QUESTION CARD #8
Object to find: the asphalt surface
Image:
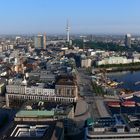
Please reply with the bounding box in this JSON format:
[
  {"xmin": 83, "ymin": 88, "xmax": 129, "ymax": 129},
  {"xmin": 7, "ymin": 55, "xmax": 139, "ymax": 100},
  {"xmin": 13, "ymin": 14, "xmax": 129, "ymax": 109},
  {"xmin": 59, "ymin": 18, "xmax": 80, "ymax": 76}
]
[
  {"xmin": 77, "ymin": 68, "xmax": 100, "ymax": 119},
  {"xmin": 95, "ymin": 97, "xmax": 110, "ymax": 117},
  {"xmin": 75, "ymin": 99, "xmax": 89, "ymax": 117}
]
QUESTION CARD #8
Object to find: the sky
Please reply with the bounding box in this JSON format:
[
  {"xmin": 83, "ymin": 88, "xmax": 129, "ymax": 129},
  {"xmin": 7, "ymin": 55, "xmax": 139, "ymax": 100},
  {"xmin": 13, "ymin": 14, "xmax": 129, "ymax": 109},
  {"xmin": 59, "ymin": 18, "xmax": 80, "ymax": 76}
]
[{"xmin": 0, "ymin": 0, "xmax": 140, "ymax": 35}]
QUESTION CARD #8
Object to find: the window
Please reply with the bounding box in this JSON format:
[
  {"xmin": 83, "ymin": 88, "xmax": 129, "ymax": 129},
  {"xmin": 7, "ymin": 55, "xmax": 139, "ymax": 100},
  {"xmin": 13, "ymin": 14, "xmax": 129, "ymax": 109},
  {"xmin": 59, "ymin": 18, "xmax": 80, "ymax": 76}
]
[
  {"xmin": 67, "ymin": 89, "xmax": 70, "ymax": 96},
  {"xmin": 59, "ymin": 89, "xmax": 61, "ymax": 95},
  {"xmin": 72, "ymin": 89, "xmax": 74, "ymax": 96}
]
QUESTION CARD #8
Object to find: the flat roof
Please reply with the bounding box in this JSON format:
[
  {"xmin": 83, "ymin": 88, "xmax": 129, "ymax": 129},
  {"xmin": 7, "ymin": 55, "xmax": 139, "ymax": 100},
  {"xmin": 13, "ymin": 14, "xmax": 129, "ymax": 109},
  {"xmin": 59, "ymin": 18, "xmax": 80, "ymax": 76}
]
[
  {"xmin": 87, "ymin": 118, "xmax": 94, "ymax": 126},
  {"xmin": 51, "ymin": 121, "xmax": 64, "ymax": 140},
  {"xmin": 16, "ymin": 110, "xmax": 54, "ymax": 118},
  {"xmin": 56, "ymin": 75, "xmax": 77, "ymax": 86}
]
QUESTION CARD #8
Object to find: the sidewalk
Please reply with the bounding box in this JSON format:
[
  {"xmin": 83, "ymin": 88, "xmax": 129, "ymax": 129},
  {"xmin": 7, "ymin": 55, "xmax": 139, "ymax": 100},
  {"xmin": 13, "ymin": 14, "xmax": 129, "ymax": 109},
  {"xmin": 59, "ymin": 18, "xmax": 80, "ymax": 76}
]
[
  {"xmin": 75, "ymin": 99, "xmax": 88, "ymax": 117},
  {"xmin": 96, "ymin": 98, "xmax": 110, "ymax": 117}
]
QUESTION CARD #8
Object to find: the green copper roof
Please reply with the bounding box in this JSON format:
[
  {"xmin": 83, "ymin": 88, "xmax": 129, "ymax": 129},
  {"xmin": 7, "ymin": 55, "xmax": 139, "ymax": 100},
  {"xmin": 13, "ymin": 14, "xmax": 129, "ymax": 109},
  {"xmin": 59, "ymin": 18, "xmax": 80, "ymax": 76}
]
[
  {"xmin": 16, "ymin": 110, "xmax": 54, "ymax": 118},
  {"xmin": 86, "ymin": 118, "xmax": 94, "ymax": 126}
]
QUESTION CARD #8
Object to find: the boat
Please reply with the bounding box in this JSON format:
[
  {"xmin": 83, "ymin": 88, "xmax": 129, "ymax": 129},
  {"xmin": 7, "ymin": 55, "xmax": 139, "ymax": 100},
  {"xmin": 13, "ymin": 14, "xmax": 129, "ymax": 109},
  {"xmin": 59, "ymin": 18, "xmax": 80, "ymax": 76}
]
[
  {"xmin": 134, "ymin": 81, "xmax": 140, "ymax": 85},
  {"xmin": 106, "ymin": 68, "xmax": 112, "ymax": 71},
  {"xmin": 121, "ymin": 101, "xmax": 135, "ymax": 107},
  {"xmin": 136, "ymin": 103, "xmax": 140, "ymax": 106},
  {"xmin": 118, "ymin": 81, "xmax": 124, "ymax": 85},
  {"xmin": 134, "ymin": 93, "xmax": 140, "ymax": 98},
  {"xmin": 120, "ymin": 89, "xmax": 134, "ymax": 94},
  {"xmin": 122, "ymin": 95, "xmax": 134, "ymax": 100},
  {"xmin": 107, "ymin": 101, "xmax": 120, "ymax": 107}
]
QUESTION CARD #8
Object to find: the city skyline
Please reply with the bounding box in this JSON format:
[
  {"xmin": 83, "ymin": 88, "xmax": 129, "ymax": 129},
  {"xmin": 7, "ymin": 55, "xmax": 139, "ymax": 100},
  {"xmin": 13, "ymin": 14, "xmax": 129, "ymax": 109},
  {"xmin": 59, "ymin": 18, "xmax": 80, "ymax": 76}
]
[
  {"xmin": 0, "ymin": 0, "xmax": 140, "ymax": 35},
  {"xmin": 1, "ymin": 1, "xmax": 140, "ymax": 139}
]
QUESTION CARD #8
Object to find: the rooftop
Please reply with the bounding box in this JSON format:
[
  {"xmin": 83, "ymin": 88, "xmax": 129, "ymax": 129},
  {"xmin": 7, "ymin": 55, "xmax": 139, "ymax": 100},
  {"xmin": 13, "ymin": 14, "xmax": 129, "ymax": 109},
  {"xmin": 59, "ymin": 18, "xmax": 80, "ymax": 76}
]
[
  {"xmin": 56, "ymin": 75, "xmax": 77, "ymax": 86},
  {"xmin": 2, "ymin": 121, "xmax": 64, "ymax": 140},
  {"xmin": 16, "ymin": 110, "xmax": 54, "ymax": 118}
]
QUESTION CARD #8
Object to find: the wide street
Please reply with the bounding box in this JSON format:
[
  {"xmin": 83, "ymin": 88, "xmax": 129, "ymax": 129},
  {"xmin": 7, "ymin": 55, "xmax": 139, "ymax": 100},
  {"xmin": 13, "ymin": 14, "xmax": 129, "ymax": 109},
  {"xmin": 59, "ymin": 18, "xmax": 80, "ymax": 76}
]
[{"xmin": 77, "ymin": 68, "xmax": 100, "ymax": 119}]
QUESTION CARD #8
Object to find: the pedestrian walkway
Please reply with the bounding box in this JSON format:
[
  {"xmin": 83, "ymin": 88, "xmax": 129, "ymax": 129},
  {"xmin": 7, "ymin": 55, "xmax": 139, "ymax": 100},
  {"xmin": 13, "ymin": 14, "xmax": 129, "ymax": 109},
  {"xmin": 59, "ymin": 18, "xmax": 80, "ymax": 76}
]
[
  {"xmin": 75, "ymin": 99, "xmax": 88, "ymax": 116},
  {"xmin": 96, "ymin": 99, "xmax": 110, "ymax": 117}
]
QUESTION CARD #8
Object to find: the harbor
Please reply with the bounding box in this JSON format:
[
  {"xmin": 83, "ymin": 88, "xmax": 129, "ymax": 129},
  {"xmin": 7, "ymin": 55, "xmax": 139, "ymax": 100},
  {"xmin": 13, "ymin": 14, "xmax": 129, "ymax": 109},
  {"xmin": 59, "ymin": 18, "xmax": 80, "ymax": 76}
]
[
  {"xmin": 107, "ymin": 70, "xmax": 140, "ymax": 91},
  {"xmin": 91, "ymin": 70, "xmax": 140, "ymax": 117},
  {"xmin": 107, "ymin": 71, "xmax": 140, "ymax": 116},
  {"xmin": 92, "ymin": 70, "xmax": 140, "ymax": 96}
]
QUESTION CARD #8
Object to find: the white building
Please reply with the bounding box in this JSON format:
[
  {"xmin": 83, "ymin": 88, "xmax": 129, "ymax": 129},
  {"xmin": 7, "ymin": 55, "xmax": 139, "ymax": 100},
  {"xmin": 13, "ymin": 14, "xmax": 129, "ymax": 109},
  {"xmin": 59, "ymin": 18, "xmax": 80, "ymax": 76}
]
[
  {"xmin": 6, "ymin": 85, "xmax": 26, "ymax": 94},
  {"xmin": 81, "ymin": 58, "xmax": 92, "ymax": 68},
  {"xmin": 96, "ymin": 56, "xmax": 134, "ymax": 66},
  {"xmin": 6, "ymin": 79, "xmax": 76, "ymax": 107},
  {"xmin": 6, "ymin": 84, "xmax": 55, "ymax": 96},
  {"xmin": 25, "ymin": 87, "xmax": 55, "ymax": 96}
]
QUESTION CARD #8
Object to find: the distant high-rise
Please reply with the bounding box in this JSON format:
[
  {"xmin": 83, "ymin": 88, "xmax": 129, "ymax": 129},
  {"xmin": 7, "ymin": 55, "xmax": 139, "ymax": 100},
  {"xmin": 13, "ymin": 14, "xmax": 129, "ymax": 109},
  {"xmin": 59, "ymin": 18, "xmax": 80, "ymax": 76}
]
[
  {"xmin": 43, "ymin": 33, "xmax": 47, "ymax": 49},
  {"xmin": 66, "ymin": 20, "xmax": 70, "ymax": 43},
  {"xmin": 34, "ymin": 34, "xmax": 44, "ymax": 49},
  {"xmin": 125, "ymin": 34, "xmax": 131, "ymax": 48}
]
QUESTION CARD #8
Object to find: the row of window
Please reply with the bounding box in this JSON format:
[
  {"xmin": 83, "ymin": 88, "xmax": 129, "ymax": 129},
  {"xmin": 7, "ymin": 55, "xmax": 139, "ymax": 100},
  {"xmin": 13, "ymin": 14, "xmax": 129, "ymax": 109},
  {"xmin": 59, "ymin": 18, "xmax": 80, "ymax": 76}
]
[
  {"xmin": 58, "ymin": 89, "xmax": 75, "ymax": 95},
  {"xmin": 7, "ymin": 94, "xmax": 76, "ymax": 102},
  {"xmin": 87, "ymin": 135, "xmax": 140, "ymax": 139}
]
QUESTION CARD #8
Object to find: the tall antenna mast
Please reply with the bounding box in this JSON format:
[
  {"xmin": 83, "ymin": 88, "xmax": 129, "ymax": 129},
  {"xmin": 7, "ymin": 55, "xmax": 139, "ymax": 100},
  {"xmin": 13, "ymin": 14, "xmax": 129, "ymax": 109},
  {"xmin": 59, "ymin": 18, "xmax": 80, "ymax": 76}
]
[{"xmin": 66, "ymin": 19, "xmax": 70, "ymax": 43}]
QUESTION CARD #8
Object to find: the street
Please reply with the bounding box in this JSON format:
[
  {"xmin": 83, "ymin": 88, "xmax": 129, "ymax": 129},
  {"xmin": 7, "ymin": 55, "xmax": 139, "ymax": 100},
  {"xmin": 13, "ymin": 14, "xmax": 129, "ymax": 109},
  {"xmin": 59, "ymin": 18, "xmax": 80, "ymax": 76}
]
[{"xmin": 77, "ymin": 68, "xmax": 100, "ymax": 119}]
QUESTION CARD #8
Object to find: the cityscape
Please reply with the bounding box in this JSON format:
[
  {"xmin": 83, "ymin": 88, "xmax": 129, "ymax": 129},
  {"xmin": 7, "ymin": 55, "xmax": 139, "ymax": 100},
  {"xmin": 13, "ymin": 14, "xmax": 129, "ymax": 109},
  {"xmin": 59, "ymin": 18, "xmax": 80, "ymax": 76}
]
[{"xmin": 1, "ymin": 0, "xmax": 140, "ymax": 140}]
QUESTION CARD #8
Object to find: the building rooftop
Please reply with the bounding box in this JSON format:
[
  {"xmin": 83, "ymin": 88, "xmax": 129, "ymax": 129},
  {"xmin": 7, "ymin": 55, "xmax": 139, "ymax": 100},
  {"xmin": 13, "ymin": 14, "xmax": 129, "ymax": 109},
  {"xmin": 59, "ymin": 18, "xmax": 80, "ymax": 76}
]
[
  {"xmin": 16, "ymin": 110, "xmax": 54, "ymax": 118},
  {"xmin": 2, "ymin": 121, "xmax": 64, "ymax": 140},
  {"xmin": 50, "ymin": 121, "xmax": 64, "ymax": 140},
  {"xmin": 56, "ymin": 75, "xmax": 77, "ymax": 86},
  {"xmin": 87, "ymin": 115, "xmax": 140, "ymax": 136}
]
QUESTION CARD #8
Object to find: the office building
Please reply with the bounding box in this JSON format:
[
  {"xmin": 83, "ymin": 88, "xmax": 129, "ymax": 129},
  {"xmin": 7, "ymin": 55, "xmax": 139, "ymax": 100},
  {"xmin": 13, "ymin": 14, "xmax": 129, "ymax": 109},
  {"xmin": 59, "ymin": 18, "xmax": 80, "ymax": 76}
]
[
  {"xmin": 81, "ymin": 58, "xmax": 92, "ymax": 68},
  {"xmin": 43, "ymin": 33, "xmax": 47, "ymax": 49},
  {"xmin": 86, "ymin": 115, "xmax": 140, "ymax": 140},
  {"xmin": 125, "ymin": 34, "xmax": 131, "ymax": 48},
  {"xmin": 34, "ymin": 34, "xmax": 44, "ymax": 49},
  {"xmin": 5, "ymin": 75, "xmax": 78, "ymax": 107},
  {"xmin": 3, "ymin": 121, "xmax": 64, "ymax": 140},
  {"xmin": 55, "ymin": 75, "xmax": 78, "ymax": 100}
]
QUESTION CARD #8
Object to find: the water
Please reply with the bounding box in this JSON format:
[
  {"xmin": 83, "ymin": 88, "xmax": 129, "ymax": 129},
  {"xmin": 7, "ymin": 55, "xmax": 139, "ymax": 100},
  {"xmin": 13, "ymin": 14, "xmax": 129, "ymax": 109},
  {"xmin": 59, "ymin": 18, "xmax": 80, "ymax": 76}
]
[
  {"xmin": 107, "ymin": 71, "xmax": 140, "ymax": 91},
  {"xmin": 107, "ymin": 71, "xmax": 140, "ymax": 115},
  {"xmin": 107, "ymin": 96, "xmax": 140, "ymax": 115},
  {"xmin": 108, "ymin": 106, "xmax": 139, "ymax": 115}
]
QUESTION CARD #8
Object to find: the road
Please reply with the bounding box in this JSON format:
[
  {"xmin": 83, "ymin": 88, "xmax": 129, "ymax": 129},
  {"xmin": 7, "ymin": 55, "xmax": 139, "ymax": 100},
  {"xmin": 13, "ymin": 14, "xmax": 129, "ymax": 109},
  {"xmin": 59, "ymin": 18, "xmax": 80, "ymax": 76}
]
[
  {"xmin": 95, "ymin": 97, "xmax": 110, "ymax": 117},
  {"xmin": 77, "ymin": 68, "xmax": 100, "ymax": 119}
]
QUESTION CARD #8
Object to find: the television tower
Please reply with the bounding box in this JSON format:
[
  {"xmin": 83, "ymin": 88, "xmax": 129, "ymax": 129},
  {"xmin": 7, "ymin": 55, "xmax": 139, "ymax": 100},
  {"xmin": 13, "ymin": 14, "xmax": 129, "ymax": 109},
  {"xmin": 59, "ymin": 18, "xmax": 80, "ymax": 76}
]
[{"xmin": 66, "ymin": 20, "xmax": 70, "ymax": 43}]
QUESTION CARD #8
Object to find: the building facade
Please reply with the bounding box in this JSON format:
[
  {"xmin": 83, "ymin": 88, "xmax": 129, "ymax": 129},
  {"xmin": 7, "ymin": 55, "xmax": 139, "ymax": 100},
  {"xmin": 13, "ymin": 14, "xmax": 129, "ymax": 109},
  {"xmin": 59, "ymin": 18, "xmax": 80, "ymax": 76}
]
[
  {"xmin": 43, "ymin": 33, "xmax": 47, "ymax": 49},
  {"xmin": 81, "ymin": 58, "xmax": 92, "ymax": 68},
  {"xmin": 34, "ymin": 34, "xmax": 44, "ymax": 49},
  {"xmin": 55, "ymin": 75, "xmax": 78, "ymax": 99},
  {"xmin": 125, "ymin": 34, "xmax": 131, "ymax": 48},
  {"xmin": 6, "ymin": 76, "xmax": 78, "ymax": 107},
  {"xmin": 96, "ymin": 56, "xmax": 135, "ymax": 66}
]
